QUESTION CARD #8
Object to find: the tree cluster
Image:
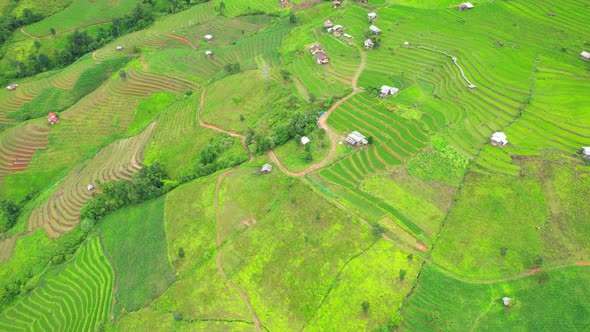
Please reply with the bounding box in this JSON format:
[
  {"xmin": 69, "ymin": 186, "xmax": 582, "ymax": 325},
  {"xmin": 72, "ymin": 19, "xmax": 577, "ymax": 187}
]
[
  {"xmin": 81, "ymin": 163, "xmax": 175, "ymax": 221},
  {"xmin": 0, "ymin": 192, "xmax": 37, "ymax": 234}
]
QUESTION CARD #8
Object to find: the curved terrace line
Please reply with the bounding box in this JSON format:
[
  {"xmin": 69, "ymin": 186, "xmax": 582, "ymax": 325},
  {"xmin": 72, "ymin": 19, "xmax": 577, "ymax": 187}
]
[{"xmin": 416, "ymin": 45, "xmax": 477, "ymax": 89}]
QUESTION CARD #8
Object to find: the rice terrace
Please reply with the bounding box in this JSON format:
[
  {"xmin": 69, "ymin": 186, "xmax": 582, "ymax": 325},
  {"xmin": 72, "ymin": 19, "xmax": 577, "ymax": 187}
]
[{"xmin": 0, "ymin": 0, "xmax": 589, "ymax": 330}]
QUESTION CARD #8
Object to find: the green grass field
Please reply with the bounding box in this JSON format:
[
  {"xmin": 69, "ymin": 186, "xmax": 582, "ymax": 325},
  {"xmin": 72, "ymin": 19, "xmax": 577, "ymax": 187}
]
[
  {"xmin": 0, "ymin": 0, "xmax": 589, "ymax": 330},
  {"xmin": 98, "ymin": 197, "xmax": 176, "ymax": 316}
]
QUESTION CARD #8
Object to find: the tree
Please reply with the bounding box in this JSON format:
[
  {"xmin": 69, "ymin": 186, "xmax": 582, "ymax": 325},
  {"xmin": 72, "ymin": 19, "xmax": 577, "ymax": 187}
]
[
  {"xmin": 0, "ymin": 200, "xmax": 20, "ymax": 233},
  {"xmin": 38, "ymin": 53, "xmax": 51, "ymax": 69},
  {"xmin": 372, "ymin": 223, "xmax": 386, "ymax": 238},
  {"xmin": 367, "ymin": 136, "xmax": 374, "ymax": 144},
  {"xmin": 50, "ymin": 27, "xmax": 56, "ymax": 35},
  {"xmin": 119, "ymin": 70, "xmax": 127, "ymax": 79},
  {"xmin": 178, "ymin": 247, "xmax": 185, "ymax": 258},
  {"xmin": 289, "ymin": 12, "xmax": 296, "ymax": 24},
  {"xmin": 361, "ymin": 301, "xmax": 370, "ymax": 313},
  {"xmin": 399, "ymin": 269, "xmax": 407, "ymax": 281},
  {"xmin": 280, "ymin": 69, "xmax": 291, "ymax": 82},
  {"xmin": 219, "ymin": 1, "xmax": 225, "ymax": 15},
  {"xmin": 224, "ymin": 62, "xmax": 240, "ymax": 74},
  {"xmin": 34, "ymin": 40, "xmax": 41, "ymax": 49},
  {"xmin": 239, "ymin": 114, "xmax": 245, "ymax": 122}
]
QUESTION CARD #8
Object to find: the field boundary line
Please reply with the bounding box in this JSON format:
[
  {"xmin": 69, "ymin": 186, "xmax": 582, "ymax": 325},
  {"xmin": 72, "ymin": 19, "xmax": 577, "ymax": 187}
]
[
  {"xmin": 97, "ymin": 233, "xmax": 120, "ymax": 322},
  {"xmin": 415, "ymin": 46, "xmax": 476, "ymax": 88}
]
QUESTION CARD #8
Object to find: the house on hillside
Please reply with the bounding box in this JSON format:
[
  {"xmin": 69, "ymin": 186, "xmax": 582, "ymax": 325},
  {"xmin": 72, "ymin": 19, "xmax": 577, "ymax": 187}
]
[
  {"xmin": 323, "ymin": 19, "xmax": 334, "ymax": 29},
  {"xmin": 204, "ymin": 34, "xmax": 213, "ymax": 42},
  {"xmin": 368, "ymin": 12, "xmax": 377, "ymax": 21},
  {"xmin": 315, "ymin": 52, "xmax": 329, "ymax": 64},
  {"xmin": 346, "ymin": 131, "xmax": 368, "ymax": 146},
  {"xmin": 502, "ymin": 297, "xmax": 511, "ymax": 307},
  {"xmin": 6, "ymin": 84, "xmax": 18, "ymax": 91},
  {"xmin": 205, "ymin": 50, "xmax": 214, "ymax": 58},
  {"xmin": 260, "ymin": 164, "xmax": 273, "ymax": 174},
  {"xmin": 87, "ymin": 184, "xmax": 95, "ymax": 191},
  {"xmin": 333, "ymin": 0, "xmax": 341, "ymax": 8},
  {"xmin": 379, "ymin": 85, "xmax": 399, "ymax": 98},
  {"xmin": 310, "ymin": 44, "xmax": 324, "ymax": 55},
  {"xmin": 343, "ymin": 33, "xmax": 353, "ymax": 39},
  {"xmin": 369, "ymin": 25, "xmax": 381, "ymax": 35},
  {"xmin": 458, "ymin": 2, "xmax": 474, "ymax": 10},
  {"xmin": 364, "ymin": 39, "xmax": 375, "ymax": 49},
  {"xmin": 356, "ymin": 0, "xmax": 368, "ymax": 3},
  {"xmin": 47, "ymin": 112, "xmax": 59, "ymax": 125},
  {"xmin": 301, "ymin": 136, "xmax": 311, "ymax": 145},
  {"xmin": 580, "ymin": 51, "xmax": 590, "ymax": 61},
  {"xmin": 116, "ymin": 46, "xmax": 123, "ymax": 51},
  {"xmin": 581, "ymin": 147, "xmax": 590, "ymax": 160},
  {"xmin": 332, "ymin": 25, "xmax": 343, "ymax": 36},
  {"xmin": 490, "ymin": 132, "xmax": 508, "ymax": 146}
]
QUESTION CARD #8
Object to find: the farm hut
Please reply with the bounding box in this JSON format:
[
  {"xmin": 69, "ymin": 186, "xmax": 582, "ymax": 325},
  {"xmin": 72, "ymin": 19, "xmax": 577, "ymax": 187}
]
[
  {"xmin": 260, "ymin": 164, "xmax": 273, "ymax": 174},
  {"xmin": 356, "ymin": 0, "xmax": 368, "ymax": 3},
  {"xmin": 379, "ymin": 85, "xmax": 399, "ymax": 98},
  {"xmin": 310, "ymin": 44, "xmax": 324, "ymax": 55},
  {"xmin": 301, "ymin": 136, "xmax": 311, "ymax": 145},
  {"xmin": 343, "ymin": 33, "xmax": 353, "ymax": 39},
  {"xmin": 346, "ymin": 131, "xmax": 368, "ymax": 146},
  {"xmin": 332, "ymin": 25, "xmax": 343, "ymax": 36},
  {"xmin": 315, "ymin": 52, "xmax": 329, "ymax": 65},
  {"xmin": 87, "ymin": 184, "xmax": 95, "ymax": 191},
  {"xmin": 324, "ymin": 19, "xmax": 334, "ymax": 29},
  {"xmin": 502, "ymin": 297, "xmax": 511, "ymax": 307},
  {"xmin": 116, "ymin": 46, "xmax": 123, "ymax": 51},
  {"xmin": 47, "ymin": 112, "xmax": 60, "ymax": 125},
  {"xmin": 581, "ymin": 147, "xmax": 590, "ymax": 160},
  {"xmin": 6, "ymin": 84, "xmax": 18, "ymax": 90},
  {"xmin": 368, "ymin": 12, "xmax": 377, "ymax": 21},
  {"xmin": 364, "ymin": 39, "xmax": 375, "ymax": 49},
  {"xmin": 458, "ymin": 2, "xmax": 474, "ymax": 10},
  {"xmin": 369, "ymin": 25, "xmax": 381, "ymax": 35},
  {"xmin": 333, "ymin": 0, "xmax": 341, "ymax": 8},
  {"xmin": 490, "ymin": 132, "xmax": 508, "ymax": 146},
  {"xmin": 204, "ymin": 34, "xmax": 213, "ymax": 42},
  {"xmin": 580, "ymin": 51, "xmax": 590, "ymax": 60},
  {"xmin": 403, "ymin": 41, "xmax": 410, "ymax": 46},
  {"xmin": 205, "ymin": 50, "xmax": 213, "ymax": 58}
]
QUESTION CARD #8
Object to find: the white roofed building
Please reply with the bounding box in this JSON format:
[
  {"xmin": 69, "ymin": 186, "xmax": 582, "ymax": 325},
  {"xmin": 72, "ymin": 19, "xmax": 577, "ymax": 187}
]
[
  {"xmin": 368, "ymin": 12, "xmax": 377, "ymax": 21},
  {"xmin": 379, "ymin": 85, "xmax": 399, "ymax": 98},
  {"xmin": 364, "ymin": 39, "xmax": 375, "ymax": 49},
  {"xmin": 369, "ymin": 25, "xmax": 381, "ymax": 35},
  {"xmin": 581, "ymin": 147, "xmax": 590, "ymax": 160},
  {"xmin": 301, "ymin": 136, "xmax": 311, "ymax": 145},
  {"xmin": 490, "ymin": 132, "xmax": 508, "ymax": 146},
  {"xmin": 346, "ymin": 131, "xmax": 369, "ymax": 146},
  {"xmin": 458, "ymin": 2, "xmax": 474, "ymax": 10},
  {"xmin": 580, "ymin": 51, "xmax": 590, "ymax": 60}
]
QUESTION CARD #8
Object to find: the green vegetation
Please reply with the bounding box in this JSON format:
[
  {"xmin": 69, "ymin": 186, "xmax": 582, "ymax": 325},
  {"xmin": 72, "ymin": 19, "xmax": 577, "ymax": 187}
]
[
  {"xmin": 98, "ymin": 196, "xmax": 175, "ymax": 315},
  {"xmin": 0, "ymin": 0, "xmax": 589, "ymax": 330},
  {"xmin": 0, "ymin": 236, "xmax": 114, "ymax": 331},
  {"xmin": 402, "ymin": 264, "xmax": 590, "ymax": 331}
]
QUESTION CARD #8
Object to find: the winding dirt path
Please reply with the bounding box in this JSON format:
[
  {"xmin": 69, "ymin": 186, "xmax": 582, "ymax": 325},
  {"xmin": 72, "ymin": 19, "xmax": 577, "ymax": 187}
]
[
  {"xmin": 270, "ymin": 51, "xmax": 367, "ymax": 177},
  {"xmin": 167, "ymin": 33, "xmax": 197, "ymax": 49}
]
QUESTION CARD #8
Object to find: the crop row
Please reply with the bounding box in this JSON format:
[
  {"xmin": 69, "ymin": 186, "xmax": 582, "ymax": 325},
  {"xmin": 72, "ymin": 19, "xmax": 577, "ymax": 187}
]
[
  {"xmin": 0, "ymin": 121, "xmax": 49, "ymax": 183},
  {"xmin": 0, "ymin": 236, "xmax": 114, "ymax": 331},
  {"xmin": 27, "ymin": 124, "xmax": 155, "ymax": 237}
]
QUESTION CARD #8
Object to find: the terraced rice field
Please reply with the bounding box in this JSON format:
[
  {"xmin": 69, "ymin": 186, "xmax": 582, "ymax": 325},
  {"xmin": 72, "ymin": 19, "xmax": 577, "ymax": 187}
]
[
  {"xmin": 27, "ymin": 123, "xmax": 156, "ymax": 237},
  {"xmin": 0, "ymin": 121, "xmax": 49, "ymax": 183},
  {"xmin": 22, "ymin": 0, "xmax": 142, "ymax": 36},
  {"xmin": 0, "ymin": 236, "xmax": 114, "ymax": 331},
  {"xmin": 214, "ymin": 0, "xmax": 284, "ymax": 17}
]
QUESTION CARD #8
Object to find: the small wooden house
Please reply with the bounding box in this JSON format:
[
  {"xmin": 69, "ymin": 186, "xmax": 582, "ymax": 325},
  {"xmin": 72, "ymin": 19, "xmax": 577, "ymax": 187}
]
[
  {"xmin": 260, "ymin": 164, "xmax": 273, "ymax": 174},
  {"xmin": 116, "ymin": 46, "xmax": 123, "ymax": 51},
  {"xmin": 6, "ymin": 84, "xmax": 18, "ymax": 91},
  {"xmin": 490, "ymin": 132, "xmax": 508, "ymax": 146},
  {"xmin": 87, "ymin": 184, "xmax": 95, "ymax": 191},
  {"xmin": 364, "ymin": 39, "xmax": 375, "ymax": 49},
  {"xmin": 581, "ymin": 147, "xmax": 590, "ymax": 160},
  {"xmin": 323, "ymin": 19, "xmax": 334, "ymax": 29},
  {"xmin": 315, "ymin": 52, "xmax": 329, "ymax": 65},
  {"xmin": 458, "ymin": 2, "xmax": 474, "ymax": 10},
  {"xmin": 310, "ymin": 44, "xmax": 324, "ymax": 55},
  {"xmin": 333, "ymin": 0, "xmax": 341, "ymax": 8},
  {"xmin": 48, "ymin": 112, "xmax": 60, "ymax": 125},
  {"xmin": 580, "ymin": 51, "xmax": 590, "ymax": 61},
  {"xmin": 367, "ymin": 12, "xmax": 377, "ymax": 21},
  {"xmin": 502, "ymin": 297, "xmax": 511, "ymax": 307},
  {"xmin": 369, "ymin": 25, "xmax": 381, "ymax": 35},
  {"xmin": 343, "ymin": 33, "xmax": 353, "ymax": 39},
  {"xmin": 346, "ymin": 131, "xmax": 368, "ymax": 146},
  {"xmin": 379, "ymin": 85, "xmax": 399, "ymax": 98},
  {"xmin": 301, "ymin": 136, "xmax": 311, "ymax": 145},
  {"xmin": 205, "ymin": 50, "xmax": 213, "ymax": 58},
  {"xmin": 332, "ymin": 25, "xmax": 343, "ymax": 36},
  {"xmin": 204, "ymin": 34, "xmax": 213, "ymax": 42}
]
